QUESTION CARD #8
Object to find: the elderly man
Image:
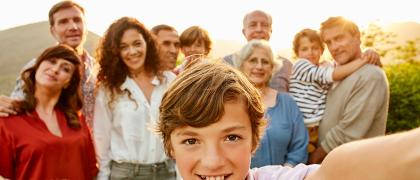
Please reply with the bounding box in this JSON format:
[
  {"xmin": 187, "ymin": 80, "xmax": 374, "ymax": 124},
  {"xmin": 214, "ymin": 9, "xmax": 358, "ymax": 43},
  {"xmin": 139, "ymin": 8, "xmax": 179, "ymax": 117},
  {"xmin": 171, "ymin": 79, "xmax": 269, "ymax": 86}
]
[{"xmin": 223, "ymin": 10, "xmax": 293, "ymax": 92}]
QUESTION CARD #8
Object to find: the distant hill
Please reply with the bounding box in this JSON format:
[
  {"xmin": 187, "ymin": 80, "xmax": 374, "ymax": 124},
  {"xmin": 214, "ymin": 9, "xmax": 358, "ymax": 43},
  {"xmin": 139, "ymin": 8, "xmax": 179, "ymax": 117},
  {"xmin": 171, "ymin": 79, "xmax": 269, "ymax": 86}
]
[
  {"xmin": 385, "ymin": 22, "xmax": 420, "ymax": 44},
  {"xmin": 0, "ymin": 21, "xmax": 100, "ymax": 94}
]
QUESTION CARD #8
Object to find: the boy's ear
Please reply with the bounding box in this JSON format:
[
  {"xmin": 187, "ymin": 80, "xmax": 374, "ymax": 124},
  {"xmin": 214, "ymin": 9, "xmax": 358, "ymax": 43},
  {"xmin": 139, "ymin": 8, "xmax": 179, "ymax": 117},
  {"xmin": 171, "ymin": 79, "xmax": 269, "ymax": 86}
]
[
  {"xmin": 167, "ymin": 141, "xmax": 175, "ymax": 158},
  {"xmin": 169, "ymin": 148, "xmax": 175, "ymax": 158}
]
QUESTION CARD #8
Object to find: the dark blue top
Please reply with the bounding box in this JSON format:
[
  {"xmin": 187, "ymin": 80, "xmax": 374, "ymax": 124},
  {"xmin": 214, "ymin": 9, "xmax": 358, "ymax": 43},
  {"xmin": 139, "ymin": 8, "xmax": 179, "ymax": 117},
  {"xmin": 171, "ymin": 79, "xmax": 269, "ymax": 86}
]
[{"xmin": 251, "ymin": 93, "xmax": 308, "ymax": 168}]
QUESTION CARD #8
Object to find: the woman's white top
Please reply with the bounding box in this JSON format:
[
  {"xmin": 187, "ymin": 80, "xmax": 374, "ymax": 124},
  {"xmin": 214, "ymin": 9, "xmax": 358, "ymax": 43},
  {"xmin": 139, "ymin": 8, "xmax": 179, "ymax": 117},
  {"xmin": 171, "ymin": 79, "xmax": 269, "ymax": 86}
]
[{"xmin": 94, "ymin": 71, "xmax": 176, "ymax": 179}]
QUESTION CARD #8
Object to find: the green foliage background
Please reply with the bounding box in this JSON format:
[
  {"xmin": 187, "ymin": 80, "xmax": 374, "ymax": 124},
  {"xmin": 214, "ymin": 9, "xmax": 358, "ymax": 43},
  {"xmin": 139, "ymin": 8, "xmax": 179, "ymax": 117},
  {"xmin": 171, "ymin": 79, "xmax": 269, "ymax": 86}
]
[
  {"xmin": 362, "ymin": 23, "xmax": 420, "ymax": 133},
  {"xmin": 384, "ymin": 62, "xmax": 420, "ymax": 133}
]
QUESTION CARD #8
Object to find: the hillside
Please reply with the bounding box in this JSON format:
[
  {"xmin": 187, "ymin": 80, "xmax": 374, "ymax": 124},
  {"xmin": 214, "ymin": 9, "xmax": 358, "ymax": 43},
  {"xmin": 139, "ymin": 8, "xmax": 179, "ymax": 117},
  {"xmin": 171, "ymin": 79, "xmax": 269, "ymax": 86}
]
[
  {"xmin": 385, "ymin": 22, "xmax": 420, "ymax": 44},
  {"xmin": 0, "ymin": 21, "xmax": 100, "ymax": 94}
]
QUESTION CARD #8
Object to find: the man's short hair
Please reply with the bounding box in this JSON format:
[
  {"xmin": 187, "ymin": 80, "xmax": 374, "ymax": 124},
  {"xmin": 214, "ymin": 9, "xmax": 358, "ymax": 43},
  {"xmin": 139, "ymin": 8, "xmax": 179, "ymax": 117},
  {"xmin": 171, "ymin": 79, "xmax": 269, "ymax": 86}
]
[
  {"xmin": 320, "ymin": 16, "xmax": 360, "ymax": 41},
  {"xmin": 150, "ymin": 24, "xmax": 177, "ymax": 35},
  {"xmin": 48, "ymin": 0, "xmax": 85, "ymax": 26}
]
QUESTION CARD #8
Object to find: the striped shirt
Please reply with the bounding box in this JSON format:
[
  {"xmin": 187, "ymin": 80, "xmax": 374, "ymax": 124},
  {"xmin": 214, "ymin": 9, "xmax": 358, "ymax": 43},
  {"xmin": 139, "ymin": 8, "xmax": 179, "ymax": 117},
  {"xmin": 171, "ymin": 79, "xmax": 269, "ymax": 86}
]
[{"xmin": 289, "ymin": 59, "xmax": 334, "ymax": 127}]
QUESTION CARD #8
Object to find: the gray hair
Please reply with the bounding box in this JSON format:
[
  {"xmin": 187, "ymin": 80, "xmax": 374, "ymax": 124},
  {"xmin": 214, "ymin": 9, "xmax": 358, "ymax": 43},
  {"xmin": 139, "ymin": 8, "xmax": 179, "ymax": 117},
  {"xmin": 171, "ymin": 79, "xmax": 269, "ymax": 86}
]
[
  {"xmin": 237, "ymin": 39, "xmax": 275, "ymax": 69},
  {"xmin": 242, "ymin": 10, "xmax": 272, "ymax": 27}
]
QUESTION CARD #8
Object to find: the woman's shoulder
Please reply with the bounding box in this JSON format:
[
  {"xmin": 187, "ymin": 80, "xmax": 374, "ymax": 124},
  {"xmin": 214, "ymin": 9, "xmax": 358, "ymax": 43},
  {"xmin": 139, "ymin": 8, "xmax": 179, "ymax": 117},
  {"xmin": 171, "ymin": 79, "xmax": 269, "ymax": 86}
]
[
  {"xmin": 0, "ymin": 113, "xmax": 27, "ymax": 123},
  {"xmin": 276, "ymin": 92, "xmax": 301, "ymax": 113},
  {"xmin": 0, "ymin": 113, "xmax": 29, "ymax": 133},
  {"xmin": 277, "ymin": 92, "xmax": 295, "ymax": 102},
  {"xmin": 267, "ymin": 91, "xmax": 296, "ymax": 112}
]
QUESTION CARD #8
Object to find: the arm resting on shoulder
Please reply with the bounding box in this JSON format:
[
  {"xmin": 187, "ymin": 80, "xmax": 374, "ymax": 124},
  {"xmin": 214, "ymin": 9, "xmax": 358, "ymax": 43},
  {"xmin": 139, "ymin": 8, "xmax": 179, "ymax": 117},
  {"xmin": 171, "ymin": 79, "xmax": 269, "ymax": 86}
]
[{"xmin": 320, "ymin": 70, "xmax": 389, "ymax": 152}]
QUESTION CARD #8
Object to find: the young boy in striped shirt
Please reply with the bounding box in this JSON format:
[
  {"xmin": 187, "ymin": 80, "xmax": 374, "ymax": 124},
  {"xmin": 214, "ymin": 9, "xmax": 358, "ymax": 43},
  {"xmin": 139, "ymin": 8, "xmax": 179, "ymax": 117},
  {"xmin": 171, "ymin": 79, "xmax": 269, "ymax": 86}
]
[{"xmin": 289, "ymin": 29, "xmax": 380, "ymax": 157}]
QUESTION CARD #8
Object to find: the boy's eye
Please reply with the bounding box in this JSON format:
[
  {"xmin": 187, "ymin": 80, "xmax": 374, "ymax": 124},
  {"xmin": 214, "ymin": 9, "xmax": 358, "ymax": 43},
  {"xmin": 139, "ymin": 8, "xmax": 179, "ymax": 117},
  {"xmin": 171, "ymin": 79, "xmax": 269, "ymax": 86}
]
[
  {"xmin": 225, "ymin": 135, "xmax": 241, "ymax": 142},
  {"xmin": 182, "ymin": 138, "xmax": 198, "ymax": 145},
  {"xmin": 195, "ymin": 42, "xmax": 202, "ymax": 47},
  {"xmin": 301, "ymin": 47, "xmax": 308, "ymax": 51}
]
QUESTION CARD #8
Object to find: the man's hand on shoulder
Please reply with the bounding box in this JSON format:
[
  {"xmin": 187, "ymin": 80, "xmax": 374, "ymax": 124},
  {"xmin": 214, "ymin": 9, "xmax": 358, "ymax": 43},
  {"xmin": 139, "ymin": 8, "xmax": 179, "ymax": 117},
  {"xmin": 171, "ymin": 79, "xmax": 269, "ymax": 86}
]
[{"xmin": 0, "ymin": 95, "xmax": 17, "ymax": 117}]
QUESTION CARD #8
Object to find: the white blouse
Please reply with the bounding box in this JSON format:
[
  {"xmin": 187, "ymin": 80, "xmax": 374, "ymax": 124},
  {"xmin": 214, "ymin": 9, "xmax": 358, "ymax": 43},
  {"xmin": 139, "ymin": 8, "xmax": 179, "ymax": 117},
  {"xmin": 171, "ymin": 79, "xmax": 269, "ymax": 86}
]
[{"xmin": 94, "ymin": 71, "xmax": 176, "ymax": 179}]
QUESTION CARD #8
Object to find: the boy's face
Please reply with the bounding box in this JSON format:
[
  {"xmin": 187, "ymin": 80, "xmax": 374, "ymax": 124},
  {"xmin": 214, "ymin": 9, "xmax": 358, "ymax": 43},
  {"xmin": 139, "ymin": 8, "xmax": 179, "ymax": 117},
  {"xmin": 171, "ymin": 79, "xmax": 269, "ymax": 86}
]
[
  {"xmin": 297, "ymin": 36, "xmax": 323, "ymax": 65},
  {"xmin": 182, "ymin": 39, "xmax": 207, "ymax": 58},
  {"xmin": 170, "ymin": 101, "xmax": 253, "ymax": 180}
]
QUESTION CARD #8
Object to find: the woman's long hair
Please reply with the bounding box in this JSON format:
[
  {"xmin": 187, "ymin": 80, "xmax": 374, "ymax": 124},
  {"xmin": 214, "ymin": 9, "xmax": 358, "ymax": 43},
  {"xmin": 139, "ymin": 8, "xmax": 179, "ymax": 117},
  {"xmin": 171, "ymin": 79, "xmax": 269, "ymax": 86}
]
[
  {"xmin": 19, "ymin": 44, "xmax": 83, "ymax": 129},
  {"xmin": 96, "ymin": 17, "xmax": 162, "ymax": 105}
]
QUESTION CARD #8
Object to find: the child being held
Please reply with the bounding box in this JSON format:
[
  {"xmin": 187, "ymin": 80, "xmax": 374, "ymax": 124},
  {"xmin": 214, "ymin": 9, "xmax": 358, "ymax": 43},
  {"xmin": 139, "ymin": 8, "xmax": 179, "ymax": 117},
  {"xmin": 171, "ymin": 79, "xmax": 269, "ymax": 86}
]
[{"xmin": 289, "ymin": 29, "xmax": 380, "ymax": 155}]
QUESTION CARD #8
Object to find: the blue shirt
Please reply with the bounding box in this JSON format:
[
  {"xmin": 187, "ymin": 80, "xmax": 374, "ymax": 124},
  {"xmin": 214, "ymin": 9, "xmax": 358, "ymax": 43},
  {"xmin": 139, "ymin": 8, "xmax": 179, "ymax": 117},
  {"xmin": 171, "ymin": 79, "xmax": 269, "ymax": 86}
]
[{"xmin": 251, "ymin": 93, "xmax": 309, "ymax": 168}]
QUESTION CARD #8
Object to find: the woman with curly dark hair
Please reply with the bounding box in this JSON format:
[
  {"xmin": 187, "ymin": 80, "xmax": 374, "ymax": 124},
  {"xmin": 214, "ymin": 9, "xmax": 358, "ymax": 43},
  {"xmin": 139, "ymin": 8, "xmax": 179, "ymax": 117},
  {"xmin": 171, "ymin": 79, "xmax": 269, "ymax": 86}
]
[
  {"xmin": 93, "ymin": 17, "xmax": 176, "ymax": 179},
  {"xmin": 0, "ymin": 44, "xmax": 98, "ymax": 179}
]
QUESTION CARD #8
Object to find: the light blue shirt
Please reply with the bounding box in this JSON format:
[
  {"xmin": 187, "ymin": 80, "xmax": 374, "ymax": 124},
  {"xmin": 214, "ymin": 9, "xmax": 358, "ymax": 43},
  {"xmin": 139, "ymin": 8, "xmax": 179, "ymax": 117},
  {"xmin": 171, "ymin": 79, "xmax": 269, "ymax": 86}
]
[{"xmin": 251, "ymin": 93, "xmax": 309, "ymax": 168}]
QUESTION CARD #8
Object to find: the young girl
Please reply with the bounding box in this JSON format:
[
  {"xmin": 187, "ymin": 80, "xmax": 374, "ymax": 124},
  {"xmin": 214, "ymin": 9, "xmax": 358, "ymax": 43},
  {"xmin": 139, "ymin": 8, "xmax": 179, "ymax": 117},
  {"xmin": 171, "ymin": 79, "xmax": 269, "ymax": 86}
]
[
  {"xmin": 157, "ymin": 62, "xmax": 420, "ymax": 179},
  {"xmin": 289, "ymin": 28, "xmax": 380, "ymax": 155}
]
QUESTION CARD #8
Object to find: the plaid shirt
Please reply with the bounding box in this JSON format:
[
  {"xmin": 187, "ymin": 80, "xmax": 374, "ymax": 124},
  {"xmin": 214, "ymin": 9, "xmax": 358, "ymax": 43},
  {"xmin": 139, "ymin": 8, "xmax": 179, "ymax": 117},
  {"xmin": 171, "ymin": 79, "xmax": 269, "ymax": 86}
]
[{"xmin": 11, "ymin": 51, "xmax": 96, "ymax": 128}]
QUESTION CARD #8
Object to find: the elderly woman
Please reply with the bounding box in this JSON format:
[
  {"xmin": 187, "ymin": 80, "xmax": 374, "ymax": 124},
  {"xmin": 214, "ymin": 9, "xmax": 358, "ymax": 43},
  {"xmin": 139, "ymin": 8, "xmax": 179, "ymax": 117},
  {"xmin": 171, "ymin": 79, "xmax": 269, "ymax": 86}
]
[
  {"xmin": 236, "ymin": 39, "xmax": 308, "ymax": 167},
  {"xmin": 0, "ymin": 45, "xmax": 98, "ymax": 179}
]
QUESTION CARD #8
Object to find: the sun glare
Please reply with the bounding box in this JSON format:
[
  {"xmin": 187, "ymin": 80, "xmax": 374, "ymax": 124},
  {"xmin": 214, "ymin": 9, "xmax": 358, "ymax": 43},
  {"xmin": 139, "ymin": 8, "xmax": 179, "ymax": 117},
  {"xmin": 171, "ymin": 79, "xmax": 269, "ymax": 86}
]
[{"xmin": 0, "ymin": 0, "xmax": 418, "ymax": 58}]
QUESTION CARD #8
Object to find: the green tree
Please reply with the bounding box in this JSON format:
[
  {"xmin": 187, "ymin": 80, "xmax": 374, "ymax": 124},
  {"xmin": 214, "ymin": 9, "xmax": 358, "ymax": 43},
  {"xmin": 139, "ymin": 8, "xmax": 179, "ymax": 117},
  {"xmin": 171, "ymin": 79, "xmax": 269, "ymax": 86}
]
[
  {"xmin": 394, "ymin": 38, "xmax": 420, "ymax": 63},
  {"xmin": 361, "ymin": 23, "xmax": 420, "ymax": 133},
  {"xmin": 385, "ymin": 62, "xmax": 420, "ymax": 133},
  {"xmin": 361, "ymin": 23, "xmax": 396, "ymax": 57}
]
